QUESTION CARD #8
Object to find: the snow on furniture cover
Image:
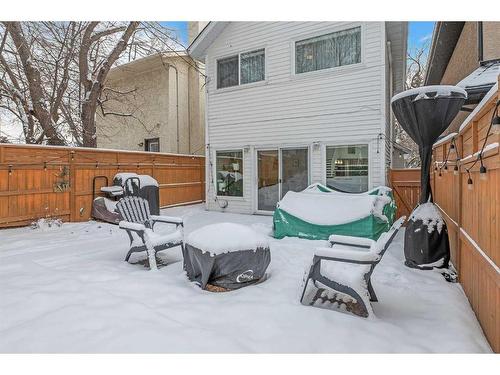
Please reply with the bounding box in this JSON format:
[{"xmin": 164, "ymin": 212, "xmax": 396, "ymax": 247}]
[
  {"xmin": 273, "ymin": 188, "xmax": 396, "ymax": 241},
  {"xmin": 183, "ymin": 223, "xmax": 271, "ymax": 290},
  {"xmin": 303, "ymin": 182, "xmax": 394, "ymax": 198}
]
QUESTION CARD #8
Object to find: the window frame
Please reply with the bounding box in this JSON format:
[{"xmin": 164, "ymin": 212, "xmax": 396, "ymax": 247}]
[
  {"xmin": 144, "ymin": 137, "xmax": 160, "ymax": 152},
  {"xmin": 214, "ymin": 149, "xmax": 245, "ymax": 198},
  {"xmin": 322, "ymin": 142, "xmax": 371, "ymax": 193},
  {"xmin": 291, "ymin": 23, "xmax": 364, "ymax": 78},
  {"xmin": 215, "ymin": 47, "xmax": 267, "ymax": 91}
]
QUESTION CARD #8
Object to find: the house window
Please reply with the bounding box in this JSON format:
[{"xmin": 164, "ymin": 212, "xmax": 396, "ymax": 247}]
[
  {"xmin": 295, "ymin": 26, "xmax": 361, "ymax": 74},
  {"xmin": 240, "ymin": 49, "xmax": 265, "ymax": 84},
  {"xmin": 215, "ymin": 150, "xmax": 243, "ymax": 197},
  {"xmin": 325, "ymin": 144, "xmax": 368, "ymax": 193},
  {"xmin": 217, "ymin": 49, "xmax": 265, "ymax": 89},
  {"xmin": 217, "ymin": 55, "xmax": 239, "ymax": 89},
  {"xmin": 145, "ymin": 138, "xmax": 160, "ymax": 152}
]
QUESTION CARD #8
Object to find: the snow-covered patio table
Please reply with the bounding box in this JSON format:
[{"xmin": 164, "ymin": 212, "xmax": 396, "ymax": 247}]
[{"xmin": 183, "ymin": 223, "xmax": 271, "ymax": 291}]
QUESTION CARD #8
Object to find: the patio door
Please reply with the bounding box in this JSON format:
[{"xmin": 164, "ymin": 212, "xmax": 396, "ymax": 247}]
[{"xmin": 256, "ymin": 147, "xmax": 309, "ymax": 212}]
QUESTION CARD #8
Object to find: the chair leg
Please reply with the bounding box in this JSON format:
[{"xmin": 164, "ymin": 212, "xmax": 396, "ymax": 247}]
[
  {"xmin": 367, "ymin": 278, "xmax": 378, "ymax": 302},
  {"xmin": 124, "ymin": 249, "xmax": 134, "ymax": 262}
]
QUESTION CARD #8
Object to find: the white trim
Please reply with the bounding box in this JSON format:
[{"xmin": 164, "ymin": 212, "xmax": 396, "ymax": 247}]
[
  {"xmin": 460, "ymin": 228, "xmax": 500, "ymax": 274},
  {"xmin": 215, "ymin": 47, "xmax": 267, "ymax": 92},
  {"xmin": 322, "ymin": 142, "xmax": 371, "ymax": 192},
  {"xmin": 253, "ymin": 144, "xmax": 311, "ymax": 213},
  {"xmin": 213, "ymin": 148, "xmax": 245, "ymax": 199},
  {"xmin": 459, "ymin": 83, "xmax": 498, "ymax": 133},
  {"xmin": 290, "ymin": 23, "xmax": 365, "ymax": 79}
]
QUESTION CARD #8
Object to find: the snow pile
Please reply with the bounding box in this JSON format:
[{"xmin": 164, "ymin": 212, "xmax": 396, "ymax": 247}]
[
  {"xmin": 410, "ymin": 203, "xmax": 445, "ymax": 234},
  {"xmin": 318, "ymin": 260, "xmax": 373, "ymax": 314},
  {"xmin": 278, "ymin": 191, "xmax": 390, "ymax": 225},
  {"xmin": 186, "ymin": 222, "xmax": 269, "ymax": 255},
  {"xmin": 0, "ymin": 204, "xmax": 491, "ymax": 353},
  {"xmin": 104, "ymin": 198, "xmax": 118, "ymax": 212},
  {"xmin": 137, "ymin": 175, "xmax": 159, "ymax": 187},
  {"xmin": 460, "ymin": 142, "xmax": 499, "ymax": 162},
  {"xmin": 302, "ymin": 183, "xmax": 392, "ymax": 197},
  {"xmin": 372, "ymin": 194, "xmax": 392, "ymax": 222},
  {"xmin": 114, "ymin": 173, "xmax": 138, "ymax": 185},
  {"xmin": 391, "ymin": 85, "xmax": 467, "ymax": 103},
  {"xmin": 113, "ymin": 173, "xmax": 159, "ymax": 188},
  {"xmin": 30, "ymin": 218, "xmax": 63, "ymax": 231},
  {"xmin": 457, "ymin": 62, "xmax": 500, "ymax": 89}
]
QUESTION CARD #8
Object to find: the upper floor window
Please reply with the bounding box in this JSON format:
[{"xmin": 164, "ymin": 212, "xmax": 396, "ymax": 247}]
[
  {"xmin": 295, "ymin": 27, "xmax": 361, "ymax": 74},
  {"xmin": 217, "ymin": 49, "xmax": 265, "ymax": 89}
]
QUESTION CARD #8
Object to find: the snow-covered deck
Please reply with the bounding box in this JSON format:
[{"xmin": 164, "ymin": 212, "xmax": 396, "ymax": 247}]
[{"xmin": 0, "ymin": 204, "xmax": 491, "ymax": 353}]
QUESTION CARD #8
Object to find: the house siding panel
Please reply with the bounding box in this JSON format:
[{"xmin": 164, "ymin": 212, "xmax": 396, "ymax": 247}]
[{"xmin": 204, "ymin": 22, "xmax": 387, "ymax": 213}]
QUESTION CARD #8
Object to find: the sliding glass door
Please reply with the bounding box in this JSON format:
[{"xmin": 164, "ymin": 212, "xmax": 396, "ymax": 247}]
[
  {"xmin": 257, "ymin": 150, "xmax": 280, "ymax": 211},
  {"xmin": 281, "ymin": 148, "xmax": 309, "ymax": 198},
  {"xmin": 256, "ymin": 147, "xmax": 309, "ymax": 212}
]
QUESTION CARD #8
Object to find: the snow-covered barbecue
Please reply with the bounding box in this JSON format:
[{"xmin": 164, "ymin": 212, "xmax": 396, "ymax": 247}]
[{"xmin": 91, "ymin": 172, "xmax": 160, "ymax": 224}]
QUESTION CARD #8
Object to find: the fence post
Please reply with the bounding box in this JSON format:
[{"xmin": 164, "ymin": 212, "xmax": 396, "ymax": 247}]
[{"xmin": 69, "ymin": 149, "xmax": 76, "ymax": 221}]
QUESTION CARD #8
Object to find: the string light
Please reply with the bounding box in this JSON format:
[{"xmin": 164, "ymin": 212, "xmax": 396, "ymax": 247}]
[
  {"xmin": 479, "ymin": 164, "xmax": 487, "ymax": 181},
  {"xmin": 95, "ymin": 162, "xmax": 99, "ymax": 169},
  {"xmin": 8, "ymin": 165, "xmax": 12, "ymax": 176},
  {"xmin": 453, "ymin": 165, "xmax": 459, "ymax": 176},
  {"xmin": 43, "ymin": 162, "xmax": 47, "ymax": 171},
  {"xmin": 467, "ymin": 170, "xmax": 473, "ymax": 190}
]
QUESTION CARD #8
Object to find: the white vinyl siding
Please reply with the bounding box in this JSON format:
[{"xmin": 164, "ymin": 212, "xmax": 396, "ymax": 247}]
[{"xmin": 204, "ymin": 22, "xmax": 387, "ymax": 213}]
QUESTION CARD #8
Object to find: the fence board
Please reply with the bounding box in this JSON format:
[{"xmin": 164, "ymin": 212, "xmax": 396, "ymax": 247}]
[
  {"xmin": 430, "ymin": 78, "xmax": 500, "ymax": 353},
  {"xmin": 388, "ymin": 168, "xmax": 421, "ymax": 219},
  {"xmin": 0, "ymin": 144, "xmax": 205, "ymax": 227}
]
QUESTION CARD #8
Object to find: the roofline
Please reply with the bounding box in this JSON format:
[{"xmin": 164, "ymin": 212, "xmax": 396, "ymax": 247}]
[
  {"xmin": 424, "ymin": 22, "xmax": 465, "ymax": 85},
  {"xmin": 187, "ymin": 22, "xmax": 230, "ymax": 61},
  {"xmin": 187, "ymin": 22, "xmax": 212, "ymax": 54},
  {"xmin": 108, "ymin": 51, "xmax": 189, "ymax": 76}
]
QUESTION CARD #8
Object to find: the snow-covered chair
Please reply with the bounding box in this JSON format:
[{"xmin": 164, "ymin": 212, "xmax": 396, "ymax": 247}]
[
  {"xmin": 300, "ymin": 217, "xmax": 405, "ymax": 318},
  {"xmin": 117, "ymin": 196, "xmax": 184, "ymax": 269}
]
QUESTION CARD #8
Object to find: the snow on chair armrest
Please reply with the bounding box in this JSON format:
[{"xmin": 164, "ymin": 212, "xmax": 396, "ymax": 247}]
[
  {"xmin": 118, "ymin": 221, "xmax": 147, "ymax": 232},
  {"xmin": 150, "ymin": 215, "xmax": 183, "ymax": 225},
  {"xmin": 314, "ymin": 247, "xmax": 380, "ymax": 263},
  {"xmin": 328, "ymin": 234, "xmax": 375, "ymax": 248}
]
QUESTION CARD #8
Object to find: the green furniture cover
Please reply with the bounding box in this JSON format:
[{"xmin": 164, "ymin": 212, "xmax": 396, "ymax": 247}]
[{"xmin": 273, "ymin": 184, "xmax": 397, "ymax": 241}]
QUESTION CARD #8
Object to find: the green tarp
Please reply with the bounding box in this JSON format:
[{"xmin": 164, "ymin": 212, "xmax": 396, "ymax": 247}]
[{"xmin": 273, "ymin": 184, "xmax": 397, "ymax": 241}]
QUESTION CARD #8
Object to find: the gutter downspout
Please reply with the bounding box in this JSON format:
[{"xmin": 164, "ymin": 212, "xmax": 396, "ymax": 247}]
[
  {"xmin": 165, "ymin": 62, "xmax": 180, "ymax": 153},
  {"xmin": 478, "ymin": 21, "xmax": 484, "ymax": 63},
  {"xmin": 187, "ymin": 65, "xmax": 192, "ymax": 154},
  {"xmin": 386, "ymin": 40, "xmax": 394, "ymax": 168}
]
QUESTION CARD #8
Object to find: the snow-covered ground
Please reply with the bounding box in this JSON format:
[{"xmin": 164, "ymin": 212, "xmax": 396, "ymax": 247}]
[{"xmin": 0, "ymin": 204, "xmax": 491, "ymax": 353}]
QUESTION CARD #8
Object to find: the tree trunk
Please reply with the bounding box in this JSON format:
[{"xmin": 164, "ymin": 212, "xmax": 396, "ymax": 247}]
[
  {"xmin": 4, "ymin": 22, "xmax": 66, "ymax": 145},
  {"xmin": 79, "ymin": 21, "xmax": 139, "ymax": 148}
]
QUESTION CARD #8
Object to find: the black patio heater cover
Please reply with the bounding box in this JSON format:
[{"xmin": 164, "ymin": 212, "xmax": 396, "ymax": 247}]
[{"xmin": 391, "ymin": 85, "xmax": 467, "ymax": 269}]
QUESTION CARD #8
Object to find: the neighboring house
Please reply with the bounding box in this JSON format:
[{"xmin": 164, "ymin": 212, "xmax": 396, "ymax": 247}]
[
  {"xmin": 189, "ymin": 22, "xmax": 407, "ymax": 214},
  {"xmin": 425, "ymin": 22, "xmax": 500, "ymax": 135},
  {"xmin": 96, "ymin": 51, "xmax": 205, "ymax": 155}
]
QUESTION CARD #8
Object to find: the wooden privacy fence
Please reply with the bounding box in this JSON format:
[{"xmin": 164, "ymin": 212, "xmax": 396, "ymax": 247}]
[
  {"xmin": 388, "ymin": 168, "xmax": 421, "ymax": 219},
  {"xmin": 0, "ymin": 144, "xmax": 205, "ymax": 228},
  {"xmin": 432, "ymin": 79, "xmax": 499, "ymax": 352}
]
